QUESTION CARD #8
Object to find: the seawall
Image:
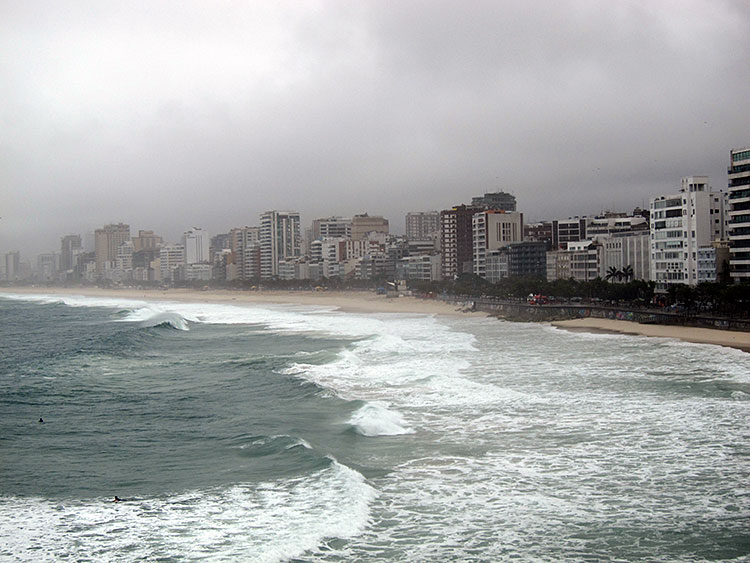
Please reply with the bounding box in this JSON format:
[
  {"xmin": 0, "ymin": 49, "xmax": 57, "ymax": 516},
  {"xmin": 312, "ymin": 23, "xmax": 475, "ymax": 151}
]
[{"xmin": 437, "ymin": 296, "xmax": 750, "ymax": 332}]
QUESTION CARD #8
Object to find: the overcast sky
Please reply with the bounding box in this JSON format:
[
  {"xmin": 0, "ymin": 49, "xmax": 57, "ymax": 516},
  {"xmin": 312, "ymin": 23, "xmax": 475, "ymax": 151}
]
[{"xmin": 2, "ymin": 0, "xmax": 749, "ymax": 257}]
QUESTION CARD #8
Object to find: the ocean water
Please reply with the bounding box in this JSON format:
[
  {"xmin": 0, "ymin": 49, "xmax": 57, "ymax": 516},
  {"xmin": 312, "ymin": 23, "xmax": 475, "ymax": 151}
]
[{"xmin": 1, "ymin": 292, "xmax": 749, "ymax": 562}]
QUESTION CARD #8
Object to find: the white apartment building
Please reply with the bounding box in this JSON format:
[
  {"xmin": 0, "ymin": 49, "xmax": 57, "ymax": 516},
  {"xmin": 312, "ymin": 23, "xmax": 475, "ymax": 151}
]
[
  {"xmin": 183, "ymin": 227, "xmax": 210, "ymax": 265},
  {"xmin": 486, "ymin": 250, "xmax": 510, "ymax": 282},
  {"xmin": 546, "ymin": 250, "xmax": 571, "ymax": 282},
  {"xmin": 396, "ymin": 254, "xmax": 441, "ymax": 281},
  {"xmin": 113, "ymin": 240, "xmax": 134, "ymax": 282},
  {"xmin": 160, "ymin": 244, "xmax": 185, "ymax": 282},
  {"xmin": 260, "ymin": 211, "xmax": 301, "ymax": 279},
  {"xmin": 567, "ymin": 240, "xmax": 601, "ymax": 282},
  {"xmin": 697, "ymin": 243, "xmax": 730, "ymax": 283},
  {"xmin": 727, "ymin": 147, "xmax": 750, "ymax": 281},
  {"xmin": 472, "ymin": 210, "xmax": 523, "ymax": 278},
  {"xmin": 185, "ymin": 263, "xmax": 212, "ymax": 281},
  {"xmin": 601, "ymin": 230, "xmax": 650, "ymax": 281},
  {"xmin": 650, "ymin": 176, "xmax": 726, "ymax": 292}
]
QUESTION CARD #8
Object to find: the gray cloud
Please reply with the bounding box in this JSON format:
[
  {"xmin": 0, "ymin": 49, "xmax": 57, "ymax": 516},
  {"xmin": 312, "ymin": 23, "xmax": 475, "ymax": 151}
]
[{"xmin": 2, "ymin": 0, "xmax": 749, "ymax": 257}]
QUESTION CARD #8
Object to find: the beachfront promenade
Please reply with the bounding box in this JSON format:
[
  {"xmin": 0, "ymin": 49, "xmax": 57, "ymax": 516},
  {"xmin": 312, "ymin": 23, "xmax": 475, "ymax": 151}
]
[{"xmin": 438, "ymin": 295, "xmax": 750, "ymax": 333}]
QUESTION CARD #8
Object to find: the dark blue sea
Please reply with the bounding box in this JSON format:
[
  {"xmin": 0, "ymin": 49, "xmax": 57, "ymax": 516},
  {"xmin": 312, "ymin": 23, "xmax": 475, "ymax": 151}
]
[{"xmin": 1, "ymin": 292, "xmax": 749, "ymax": 561}]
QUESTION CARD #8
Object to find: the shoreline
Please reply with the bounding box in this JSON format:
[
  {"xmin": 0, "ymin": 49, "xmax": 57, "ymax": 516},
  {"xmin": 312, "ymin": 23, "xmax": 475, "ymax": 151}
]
[
  {"xmin": 552, "ymin": 317, "xmax": 750, "ymax": 353},
  {"xmin": 2, "ymin": 286, "xmax": 748, "ymax": 353},
  {"xmin": 0, "ymin": 285, "xmax": 486, "ymax": 317}
]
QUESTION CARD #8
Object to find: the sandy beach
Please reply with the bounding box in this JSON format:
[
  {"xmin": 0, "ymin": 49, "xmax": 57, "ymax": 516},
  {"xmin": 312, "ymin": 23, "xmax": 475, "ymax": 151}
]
[
  {"xmin": 0, "ymin": 285, "xmax": 484, "ymax": 317},
  {"xmin": 553, "ymin": 317, "xmax": 750, "ymax": 353},
  {"xmin": 3, "ymin": 286, "xmax": 749, "ymax": 352}
]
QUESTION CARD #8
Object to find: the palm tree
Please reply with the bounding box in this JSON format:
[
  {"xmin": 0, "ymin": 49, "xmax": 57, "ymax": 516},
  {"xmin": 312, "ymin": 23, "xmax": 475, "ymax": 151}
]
[
  {"xmin": 622, "ymin": 265, "xmax": 634, "ymax": 282},
  {"xmin": 605, "ymin": 266, "xmax": 623, "ymax": 282}
]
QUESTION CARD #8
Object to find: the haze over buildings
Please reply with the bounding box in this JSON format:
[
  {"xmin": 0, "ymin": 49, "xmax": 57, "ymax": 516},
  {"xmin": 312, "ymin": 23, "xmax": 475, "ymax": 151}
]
[{"xmin": 2, "ymin": 2, "xmax": 749, "ymax": 259}]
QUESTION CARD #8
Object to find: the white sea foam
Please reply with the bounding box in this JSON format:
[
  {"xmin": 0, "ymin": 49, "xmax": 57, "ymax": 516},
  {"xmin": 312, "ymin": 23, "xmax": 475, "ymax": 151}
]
[
  {"xmin": 348, "ymin": 402, "xmax": 414, "ymax": 436},
  {"xmin": 0, "ymin": 461, "xmax": 375, "ymax": 563}
]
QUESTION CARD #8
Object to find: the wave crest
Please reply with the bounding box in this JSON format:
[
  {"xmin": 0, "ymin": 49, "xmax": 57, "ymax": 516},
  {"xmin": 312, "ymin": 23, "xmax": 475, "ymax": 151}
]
[
  {"xmin": 348, "ymin": 402, "xmax": 414, "ymax": 437},
  {"xmin": 138, "ymin": 312, "xmax": 189, "ymax": 331}
]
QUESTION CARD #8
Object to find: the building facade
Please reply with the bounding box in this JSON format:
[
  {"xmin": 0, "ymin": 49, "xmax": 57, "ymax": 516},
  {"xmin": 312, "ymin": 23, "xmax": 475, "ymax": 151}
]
[
  {"xmin": 160, "ymin": 244, "xmax": 185, "ymax": 282},
  {"xmin": 650, "ymin": 176, "xmax": 726, "ymax": 291},
  {"xmin": 471, "ymin": 191, "xmax": 517, "ymax": 211},
  {"xmin": 60, "ymin": 234, "xmax": 82, "ymax": 272},
  {"xmin": 405, "ymin": 211, "xmax": 440, "ymax": 240},
  {"xmin": 183, "ymin": 227, "xmax": 210, "ymax": 265},
  {"xmin": 94, "ymin": 223, "xmax": 130, "ymax": 277},
  {"xmin": 260, "ymin": 211, "xmax": 301, "ymax": 279},
  {"xmin": 132, "ymin": 230, "xmax": 163, "ymax": 252},
  {"xmin": 601, "ymin": 230, "xmax": 650, "ymax": 282},
  {"xmin": 440, "ymin": 205, "xmax": 482, "ymax": 280},
  {"xmin": 727, "ymin": 147, "xmax": 750, "ymax": 282},
  {"xmin": 351, "ymin": 214, "xmax": 389, "ymax": 241},
  {"xmin": 552, "ymin": 218, "xmax": 587, "ymax": 250},
  {"xmin": 472, "ymin": 210, "xmax": 523, "ymax": 278},
  {"xmin": 311, "ymin": 217, "xmax": 352, "ymax": 241},
  {"xmin": 568, "ymin": 240, "xmax": 602, "ymax": 282},
  {"xmin": 396, "ymin": 254, "xmax": 441, "ymax": 281}
]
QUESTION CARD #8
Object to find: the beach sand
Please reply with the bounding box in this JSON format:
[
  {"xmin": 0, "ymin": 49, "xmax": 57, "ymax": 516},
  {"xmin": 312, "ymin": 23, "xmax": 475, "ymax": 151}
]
[
  {"xmin": 4, "ymin": 286, "xmax": 748, "ymax": 352},
  {"xmin": 552, "ymin": 317, "xmax": 750, "ymax": 353},
  {"xmin": 0, "ymin": 286, "xmax": 485, "ymax": 317}
]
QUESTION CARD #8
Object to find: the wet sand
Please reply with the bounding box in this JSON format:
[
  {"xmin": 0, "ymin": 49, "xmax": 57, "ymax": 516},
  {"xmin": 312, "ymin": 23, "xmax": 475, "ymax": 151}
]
[{"xmin": 552, "ymin": 317, "xmax": 750, "ymax": 353}]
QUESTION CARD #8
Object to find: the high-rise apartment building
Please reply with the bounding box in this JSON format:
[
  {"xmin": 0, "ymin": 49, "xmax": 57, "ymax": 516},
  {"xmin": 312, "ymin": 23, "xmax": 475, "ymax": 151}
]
[
  {"xmin": 727, "ymin": 147, "xmax": 750, "ymax": 282},
  {"xmin": 260, "ymin": 211, "xmax": 301, "ymax": 279},
  {"xmin": 228, "ymin": 226, "xmax": 261, "ymax": 280},
  {"xmin": 650, "ymin": 176, "xmax": 725, "ymax": 291},
  {"xmin": 405, "ymin": 211, "xmax": 440, "ymax": 240},
  {"xmin": 182, "ymin": 227, "xmax": 210, "ymax": 265},
  {"xmin": 440, "ymin": 205, "xmax": 482, "ymax": 280},
  {"xmin": 94, "ymin": 223, "xmax": 130, "ymax": 276},
  {"xmin": 160, "ymin": 244, "xmax": 185, "ymax": 282},
  {"xmin": 5, "ymin": 251, "xmax": 20, "ymax": 281},
  {"xmin": 60, "ymin": 234, "xmax": 82, "ymax": 272},
  {"xmin": 351, "ymin": 214, "xmax": 389, "ymax": 241},
  {"xmin": 472, "ymin": 210, "xmax": 524, "ymax": 278}
]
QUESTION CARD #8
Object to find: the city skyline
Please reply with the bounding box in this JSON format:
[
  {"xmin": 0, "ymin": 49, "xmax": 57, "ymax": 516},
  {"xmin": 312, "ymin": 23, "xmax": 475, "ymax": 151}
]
[
  {"xmin": 0, "ymin": 169, "xmax": 737, "ymax": 260},
  {"xmin": 2, "ymin": 2, "xmax": 749, "ymax": 257}
]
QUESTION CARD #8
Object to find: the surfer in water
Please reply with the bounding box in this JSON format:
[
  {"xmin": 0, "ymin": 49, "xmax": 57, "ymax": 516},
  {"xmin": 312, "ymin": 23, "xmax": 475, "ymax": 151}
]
[{"xmin": 113, "ymin": 496, "xmax": 121, "ymax": 502}]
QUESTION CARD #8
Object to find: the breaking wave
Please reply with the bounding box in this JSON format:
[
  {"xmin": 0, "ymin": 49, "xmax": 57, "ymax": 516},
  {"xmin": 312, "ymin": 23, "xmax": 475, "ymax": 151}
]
[{"xmin": 348, "ymin": 402, "xmax": 414, "ymax": 436}]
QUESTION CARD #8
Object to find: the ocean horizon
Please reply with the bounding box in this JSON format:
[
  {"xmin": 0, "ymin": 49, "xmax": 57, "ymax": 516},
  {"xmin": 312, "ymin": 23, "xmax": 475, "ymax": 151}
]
[{"xmin": 1, "ymin": 291, "xmax": 748, "ymax": 561}]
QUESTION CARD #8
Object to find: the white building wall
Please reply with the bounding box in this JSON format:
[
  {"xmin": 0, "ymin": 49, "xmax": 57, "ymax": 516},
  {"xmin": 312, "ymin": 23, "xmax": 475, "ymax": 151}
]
[
  {"xmin": 183, "ymin": 228, "xmax": 210, "ymax": 265},
  {"xmin": 260, "ymin": 211, "xmax": 301, "ymax": 279},
  {"xmin": 160, "ymin": 244, "xmax": 185, "ymax": 281},
  {"xmin": 650, "ymin": 176, "xmax": 725, "ymax": 291},
  {"xmin": 472, "ymin": 211, "xmax": 523, "ymax": 278}
]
